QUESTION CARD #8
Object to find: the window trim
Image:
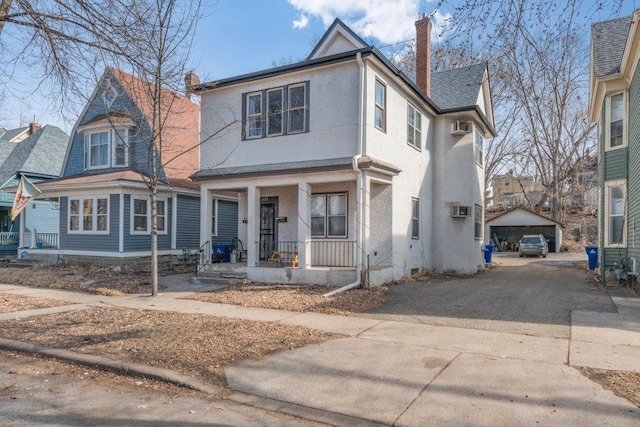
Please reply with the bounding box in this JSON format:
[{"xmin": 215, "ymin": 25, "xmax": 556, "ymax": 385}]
[
  {"xmin": 68, "ymin": 196, "xmax": 110, "ymax": 235},
  {"xmin": 211, "ymin": 199, "xmax": 218, "ymax": 237},
  {"xmin": 374, "ymin": 79, "xmax": 386, "ymax": 132},
  {"xmin": 474, "ymin": 127, "xmax": 484, "ymax": 167},
  {"xmin": 287, "ymin": 83, "xmax": 307, "ymax": 134},
  {"xmin": 605, "ymin": 92, "xmax": 627, "ymax": 151},
  {"xmin": 83, "ymin": 127, "xmax": 130, "ymax": 170},
  {"xmin": 311, "ymin": 192, "xmax": 348, "ymax": 239},
  {"xmin": 245, "ymin": 91, "xmax": 263, "ymax": 139},
  {"xmin": 411, "ymin": 198, "xmax": 420, "ymax": 239},
  {"xmin": 407, "ymin": 103, "xmax": 422, "ymax": 150},
  {"xmin": 266, "ymin": 88, "xmax": 283, "ymax": 137},
  {"xmin": 474, "ymin": 204, "xmax": 483, "ymax": 240},
  {"xmin": 604, "ymin": 179, "xmax": 626, "ymax": 248},
  {"xmin": 130, "ymin": 196, "xmax": 168, "ymax": 235}
]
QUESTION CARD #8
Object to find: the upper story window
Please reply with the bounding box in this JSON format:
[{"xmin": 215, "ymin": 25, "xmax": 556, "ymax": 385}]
[
  {"xmin": 474, "ymin": 127, "xmax": 484, "ymax": 166},
  {"xmin": 83, "ymin": 128, "xmax": 129, "ymax": 170},
  {"xmin": 407, "ymin": 103, "xmax": 422, "ymax": 149},
  {"xmin": 244, "ymin": 82, "xmax": 309, "ymax": 140},
  {"xmin": 607, "ymin": 92, "xmax": 625, "ymax": 150},
  {"xmin": 311, "ymin": 193, "xmax": 347, "ymax": 238},
  {"xmin": 68, "ymin": 196, "xmax": 109, "ymax": 234},
  {"xmin": 131, "ymin": 196, "xmax": 167, "ymax": 235},
  {"xmin": 605, "ymin": 180, "xmax": 626, "ymax": 247},
  {"xmin": 474, "ymin": 204, "xmax": 483, "ymax": 240},
  {"xmin": 375, "ymin": 79, "xmax": 386, "ymax": 131},
  {"xmin": 504, "ymin": 179, "xmax": 511, "ymax": 186}
]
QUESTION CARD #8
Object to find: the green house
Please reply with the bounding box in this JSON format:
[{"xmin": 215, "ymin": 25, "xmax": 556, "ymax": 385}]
[{"xmin": 589, "ymin": 10, "xmax": 640, "ymax": 279}]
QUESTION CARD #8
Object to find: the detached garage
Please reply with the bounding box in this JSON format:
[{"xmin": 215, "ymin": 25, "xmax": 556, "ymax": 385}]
[{"xmin": 485, "ymin": 208, "xmax": 564, "ymax": 253}]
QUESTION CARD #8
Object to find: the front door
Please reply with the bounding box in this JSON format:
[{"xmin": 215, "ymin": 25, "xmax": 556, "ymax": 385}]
[{"xmin": 259, "ymin": 198, "xmax": 277, "ymax": 260}]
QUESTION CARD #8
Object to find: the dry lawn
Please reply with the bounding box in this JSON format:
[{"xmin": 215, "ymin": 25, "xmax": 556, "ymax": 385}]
[
  {"xmin": 580, "ymin": 367, "xmax": 640, "ymax": 407},
  {"xmin": 0, "ymin": 307, "xmax": 339, "ymax": 389},
  {"xmin": 0, "ymin": 293, "xmax": 69, "ymax": 314}
]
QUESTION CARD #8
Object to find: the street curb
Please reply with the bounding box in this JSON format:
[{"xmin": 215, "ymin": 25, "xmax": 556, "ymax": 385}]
[{"xmin": 0, "ymin": 337, "xmax": 220, "ymax": 395}]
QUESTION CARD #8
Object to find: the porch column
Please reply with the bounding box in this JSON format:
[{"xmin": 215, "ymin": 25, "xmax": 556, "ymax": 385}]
[
  {"xmin": 297, "ymin": 181, "xmax": 312, "ymax": 268},
  {"xmin": 246, "ymin": 184, "xmax": 261, "ymax": 266}
]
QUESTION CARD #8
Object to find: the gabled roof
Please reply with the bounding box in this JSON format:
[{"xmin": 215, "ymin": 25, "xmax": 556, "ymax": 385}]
[
  {"xmin": 431, "ymin": 63, "xmax": 488, "ymax": 110},
  {"xmin": 486, "ymin": 207, "xmax": 564, "ymax": 227},
  {"xmin": 0, "ymin": 126, "xmax": 29, "ymax": 143},
  {"xmin": 591, "ymin": 16, "xmax": 632, "ymax": 78},
  {"xmin": 0, "ymin": 125, "xmax": 69, "ymax": 185},
  {"xmin": 307, "ymin": 18, "xmax": 369, "ymax": 60}
]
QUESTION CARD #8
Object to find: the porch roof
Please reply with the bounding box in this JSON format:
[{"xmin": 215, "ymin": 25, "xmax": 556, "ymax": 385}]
[{"xmin": 191, "ymin": 156, "xmax": 401, "ymax": 181}]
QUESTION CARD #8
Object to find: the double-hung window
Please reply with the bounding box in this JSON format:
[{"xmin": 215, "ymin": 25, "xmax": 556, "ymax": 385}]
[
  {"xmin": 474, "ymin": 204, "xmax": 483, "ymax": 240},
  {"xmin": 407, "ymin": 103, "xmax": 422, "ymax": 149},
  {"xmin": 474, "ymin": 128, "xmax": 484, "ymax": 166},
  {"xmin": 605, "ymin": 180, "xmax": 626, "ymax": 247},
  {"xmin": 411, "ymin": 198, "xmax": 419, "ymax": 239},
  {"xmin": 607, "ymin": 92, "xmax": 625, "ymax": 150},
  {"xmin": 84, "ymin": 127, "xmax": 129, "ymax": 170},
  {"xmin": 131, "ymin": 197, "xmax": 168, "ymax": 234},
  {"xmin": 311, "ymin": 193, "xmax": 347, "ymax": 238},
  {"xmin": 68, "ymin": 196, "xmax": 109, "ymax": 234},
  {"xmin": 244, "ymin": 82, "xmax": 309, "ymax": 139},
  {"xmin": 375, "ymin": 79, "xmax": 386, "ymax": 131}
]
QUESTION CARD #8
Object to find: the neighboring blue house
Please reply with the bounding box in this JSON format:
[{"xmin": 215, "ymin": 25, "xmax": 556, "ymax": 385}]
[
  {"xmin": 31, "ymin": 68, "xmax": 237, "ymax": 262},
  {"xmin": 0, "ymin": 123, "xmax": 69, "ymax": 256}
]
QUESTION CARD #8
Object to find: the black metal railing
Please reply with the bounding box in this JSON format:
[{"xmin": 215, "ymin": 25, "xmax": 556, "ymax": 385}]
[
  {"xmin": 259, "ymin": 240, "xmax": 298, "ymax": 260},
  {"xmin": 310, "ymin": 240, "xmax": 356, "ymax": 267},
  {"xmin": 196, "ymin": 240, "xmax": 210, "ymax": 275}
]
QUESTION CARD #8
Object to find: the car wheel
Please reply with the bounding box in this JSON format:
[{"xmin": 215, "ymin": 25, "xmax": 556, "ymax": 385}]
[
  {"xmin": 542, "ymin": 254, "xmax": 547, "ymax": 258},
  {"xmin": 519, "ymin": 254, "xmax": 523, "ymax": 258}
]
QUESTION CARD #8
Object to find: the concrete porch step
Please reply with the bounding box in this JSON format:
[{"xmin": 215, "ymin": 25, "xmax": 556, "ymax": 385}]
[{"xmin": 196, "ymin": 270, "xmax": 247, "ymax": 286}]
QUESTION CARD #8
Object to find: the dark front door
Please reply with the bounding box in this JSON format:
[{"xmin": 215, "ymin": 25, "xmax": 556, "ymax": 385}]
[{"xmin": 259, "ymin": 199, "xmax": 277, "ymax": 260}]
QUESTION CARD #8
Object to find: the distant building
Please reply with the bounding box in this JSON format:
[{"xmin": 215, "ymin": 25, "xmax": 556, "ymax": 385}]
[{"xmin": 491, "ymin": 171, "xmax": 545, "ymax": 209}]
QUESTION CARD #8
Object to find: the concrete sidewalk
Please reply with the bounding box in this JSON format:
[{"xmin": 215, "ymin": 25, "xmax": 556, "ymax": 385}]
[{"xmin": 1, "ymin": 276, "xmax": 640, "ymax": 425}]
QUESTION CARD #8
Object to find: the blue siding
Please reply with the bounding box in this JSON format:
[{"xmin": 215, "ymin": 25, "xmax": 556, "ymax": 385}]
[
  {"xmin": 176, "ymin": 194, "xmax": 200, "ymax": 249},
  {"xmin": 217, "ymin": 200, "xmax": 238, "ymax": 240},
  {"xmin": 24, "ymin": 201, "xmax": 59, "ymax": 234},
  {"xmin": 63, "ymin": 71, "xmax": 166, "ymax": 182},
  {"xmin": 123, "ymin": 194, "xmax": 172, "ymax": 252},
  {"xmin": 604, "ymin": 149, "xmax": 627, "ymax": 181},
  {"xmin": 59, "ymin": 195, "xmax": 120, "ymax": 252}
]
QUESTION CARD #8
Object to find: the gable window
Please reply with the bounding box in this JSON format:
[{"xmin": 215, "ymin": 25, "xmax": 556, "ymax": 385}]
[
  {"xmin": 607, "ymin": 92, "xmax": 625, "ymax": 149},
  {"xmin": 605, "ymin": 180, "xmax": 626, "ymax": 247},
  {"xmin": 504, "ymin": 179, "xmax": 511, "ymax": 186},
  {"xmin": 131, "ymin": 197, "xmax": 168, "ymax": 234},
  {"xmin": 311, "ymin": 193, "xmax": 347, "ymax": 238},
  {"xmin": 407, "ymin": 103, "xmax": 422, "ymax": 149},
  {"xmin": 474, "ymin": 204, "xmax": 483, "ymax": 240},
  {"xmin": 68, "ymin": 196, "xmax": 109, "ymax": 234},
  {"xmin": 411, "ymin": 198, "xmax": 419, "ymax": 239},
  {"xmin": 475, "ymin": 128, "xmax": 484, "ymax": 166},
  {"xmin": 375, "ymin": 80, "xmax": 386, "ymax": 131},
  {"xmin": 243, "ymin": 82, "xmax": 309, "ymax": 140},
  {"xmin": 84, "ymin": 128, "xmax": 129, "ymax": 170}
]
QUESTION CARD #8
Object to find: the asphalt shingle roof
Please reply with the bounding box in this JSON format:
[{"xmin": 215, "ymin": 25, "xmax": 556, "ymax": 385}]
[
  {"xmin": 0, "ymin": 126, "xmax": 28, "ymax": 143},
  {"xmin": 0, "ymin": 125, "xmax": 69, "ymax": 184},
  {"xmin": 591, "ymin": 16, "xmax": 632, "ymax": 78},
  {"xmin": 430, "ymin": 62, "xmax": 487, "ymax": 110}
]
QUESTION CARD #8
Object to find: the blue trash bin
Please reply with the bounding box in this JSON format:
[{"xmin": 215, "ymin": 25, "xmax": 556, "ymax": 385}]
[
  {"xmin": 212, "ymin": 243, "xmax": 232, "ymax": 262},
  {"xmin": 484, "ymin": 244, "xmax": 494, "ymax": 264},
  {"xmin": 585, "ymin": 245, "xmax": 598, "ymax": 270}
]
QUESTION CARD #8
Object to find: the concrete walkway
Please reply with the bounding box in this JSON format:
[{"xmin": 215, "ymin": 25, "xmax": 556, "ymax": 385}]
[{"xmin": 0, "ymin": 261, "xmax": 639, "ymax": 425}]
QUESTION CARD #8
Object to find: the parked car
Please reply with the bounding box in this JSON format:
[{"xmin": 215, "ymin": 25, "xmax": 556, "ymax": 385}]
[{"xmin": 519, "ymin": 234, "xmax": 549, "ymax": 258}]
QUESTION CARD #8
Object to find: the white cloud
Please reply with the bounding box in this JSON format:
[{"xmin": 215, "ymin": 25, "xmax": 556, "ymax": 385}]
[
  {"xmin": 293, "ymin": 14, "xmax": 309, "ymax": 29},
  {"xmin": 287, "ymin": 0, "xmax": 437, "ymax": 45}
]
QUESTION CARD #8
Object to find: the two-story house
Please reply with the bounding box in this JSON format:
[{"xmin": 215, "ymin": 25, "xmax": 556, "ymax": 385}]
[
  {"xmin": 192, "ymin": 17, "xmax": 495, "ymax": 286},
  {"xmin": 589, "ymin": 10, "xmax": 640, "ymax": 278},
  {"xmin": 491, "ymin": 171, "xmax": 545, "ymax": 209},
  {"xmin": 0, "ymin": 123, "xmax": 69, "ymax": 256},
  {"xmin": 26, "ymin": 67, "xmax": 237, "ymax": 262}
]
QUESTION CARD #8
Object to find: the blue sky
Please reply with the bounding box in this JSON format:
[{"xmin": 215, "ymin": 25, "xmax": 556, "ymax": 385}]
[{"xmin": 2, "ymin": 0, "xmax": 638, "ymax": 133}]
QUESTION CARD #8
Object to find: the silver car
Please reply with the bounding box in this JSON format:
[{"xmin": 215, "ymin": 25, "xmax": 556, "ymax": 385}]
[{"xmin": 519, "ymin": 234, "xmax": 549, "ymax": 257}]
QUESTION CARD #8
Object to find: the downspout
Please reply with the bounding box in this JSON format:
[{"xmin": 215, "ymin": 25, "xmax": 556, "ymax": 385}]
[{"xmin": 324, "ymin": 52, "xmax": 366, "ymax": 297}]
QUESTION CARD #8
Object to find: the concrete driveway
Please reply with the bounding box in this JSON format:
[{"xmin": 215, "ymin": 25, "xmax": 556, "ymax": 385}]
[{"xmin": 362, "ymin": 252, "xmax": 616, "ymax": 338}]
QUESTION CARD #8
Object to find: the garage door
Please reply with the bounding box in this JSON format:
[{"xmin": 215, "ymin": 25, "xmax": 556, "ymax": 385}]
[{"xmin": 489, "ymin": 225, "xmax": 557, "ymax": 252}]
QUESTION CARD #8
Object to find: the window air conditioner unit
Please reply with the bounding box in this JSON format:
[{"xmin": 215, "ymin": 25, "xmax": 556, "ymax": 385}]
[
  {"xmin": 451, "ymin": 120, "xmax": 472, "ymax": 135},
  {"xmin": 451, "ymin": 205, "xmax": 471, "ymax": 218}
]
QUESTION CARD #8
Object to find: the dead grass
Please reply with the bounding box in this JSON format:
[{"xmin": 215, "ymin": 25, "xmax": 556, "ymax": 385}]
[
  {"xmin": 0, "ymin": 307, "xmax": 339, "ymax": 389},
  {"xmin": 0, "ymin": 293, "xmax": 69, "ymax": 314},
  {"xmin": 185, "ymin": 282, "xmax": 388, "ymax": 315},
  {"xmin": 580, "ymin": 367, "xmax": 640, "ymax": 407}
]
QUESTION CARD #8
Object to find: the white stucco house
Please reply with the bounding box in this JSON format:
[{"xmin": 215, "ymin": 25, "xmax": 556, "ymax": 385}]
[{"xmin": 191, "ymin": 17, "xmax": 495, "ymax": 286}]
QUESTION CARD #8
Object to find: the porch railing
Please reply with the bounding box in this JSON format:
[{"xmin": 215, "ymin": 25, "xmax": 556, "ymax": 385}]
[
  {"xmin": 310, "ymin": 240, "xmax": 356, "ymax": 267},
  {"xmin": 0, "ymin": 232, "xmax": 19, "ymax": 257},
  {"xmin": 36, "ymin": 232, "xmax": 58, "ymax": 248},
  {"xmin": 259, "ymin": 240, "xmax": 298, "ymax": 260}
]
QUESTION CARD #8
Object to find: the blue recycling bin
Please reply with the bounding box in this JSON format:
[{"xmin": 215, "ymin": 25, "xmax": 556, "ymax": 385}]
[
  {"xmin": 484, "ymin": 244, "xmax": 494, "ymax": 264},
  {"xmin": 585, "ymin": 245, "xmax": 598, "ymax": 270},
  {"xmin": 212, "ymin": 243, "xmax": 232, "ymax": 262}
]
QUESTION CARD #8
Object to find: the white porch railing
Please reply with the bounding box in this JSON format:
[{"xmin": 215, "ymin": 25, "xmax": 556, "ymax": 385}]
[{"xmin": 310, "ymin": 240, "xmax": 356, "ymax": 267}]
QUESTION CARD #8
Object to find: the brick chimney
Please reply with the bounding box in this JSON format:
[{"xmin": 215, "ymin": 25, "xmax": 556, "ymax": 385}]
[
  {"xmin": 184, "ymin": 71, "xmax": 200, "ymax": 97},
  {"xmin": 415, "ymin": 14, "xmax": 432, "ymax": 96},
  {"xmin": 29, "ymin": 122, "xmax": 41, "ymax": 135}
]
